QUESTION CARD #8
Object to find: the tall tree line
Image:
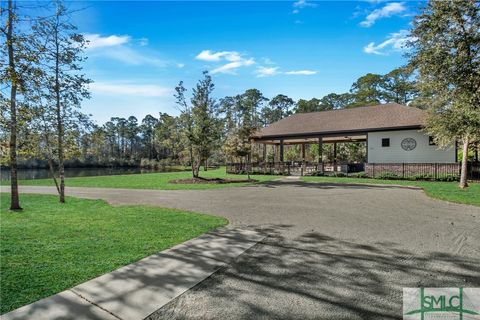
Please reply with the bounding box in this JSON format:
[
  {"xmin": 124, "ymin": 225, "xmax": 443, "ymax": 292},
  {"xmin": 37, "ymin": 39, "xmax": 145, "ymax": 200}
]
[
  {"xmin": 295, "ymin": 67, "xmax": 417, "ymax": 113},
  {"xmin": 3, "ymin": 62, "xmax": 477, "ymax": 188},
  {"xmin": 0, "ymin": 64, "xmax": 465, "ymax": 171},
  {"xmin": 1, "ymin": 0, "xmax": 91, "ymax": 206}
]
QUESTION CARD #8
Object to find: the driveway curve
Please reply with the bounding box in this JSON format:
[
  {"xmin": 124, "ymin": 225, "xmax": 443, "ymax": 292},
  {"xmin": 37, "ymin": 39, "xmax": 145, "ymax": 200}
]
[{"xmin": 2, "ymin": 181, "xmax": 480, "ymax": 319}]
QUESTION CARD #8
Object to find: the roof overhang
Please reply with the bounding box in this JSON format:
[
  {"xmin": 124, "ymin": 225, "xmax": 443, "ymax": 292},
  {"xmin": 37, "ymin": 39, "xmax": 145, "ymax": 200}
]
[
  {"xmin": 257, "ymin": 135, "xmax": 367, "ymax": 145},
  {"xmin": 252, "ymin": 125, "xmax": 422, "ymax": 142}
]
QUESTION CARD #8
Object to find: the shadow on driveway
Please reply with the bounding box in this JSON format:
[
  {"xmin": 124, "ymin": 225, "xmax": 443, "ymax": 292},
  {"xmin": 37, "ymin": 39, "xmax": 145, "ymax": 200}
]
[
  {"xmin": 148, "ymin": 227, "xmax": 480, "ymax": 320},
  {"xmin": 256, "ymin": 179, "xmax": 420, "ymax": 191}
]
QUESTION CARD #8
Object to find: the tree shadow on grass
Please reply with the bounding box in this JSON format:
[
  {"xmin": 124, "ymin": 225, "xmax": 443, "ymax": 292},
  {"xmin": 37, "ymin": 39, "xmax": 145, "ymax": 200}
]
[
  {"xmin": 4, "ymin": 225, "xmax": 478, "ymax": 320},
  {"xmin": 148, "ymin": 229, "xmax": 480, "ymax": 320},
  {"xmin": 1, "ymin": 226, "xmax": 282, "ymax": 320}
]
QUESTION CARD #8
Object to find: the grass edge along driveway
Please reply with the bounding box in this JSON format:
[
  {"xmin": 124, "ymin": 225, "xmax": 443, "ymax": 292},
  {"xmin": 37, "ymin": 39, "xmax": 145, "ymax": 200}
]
[
  {"xmin": 14, "ymin": 167, "xmax": 277, "ymax": 190},
  {"xmin": 0, "ymin": 193, "xmax": 227, "ymax": 314},
  {"xmin": 302, "ymin": 176, "xmax": 480, "ymax": 207}
]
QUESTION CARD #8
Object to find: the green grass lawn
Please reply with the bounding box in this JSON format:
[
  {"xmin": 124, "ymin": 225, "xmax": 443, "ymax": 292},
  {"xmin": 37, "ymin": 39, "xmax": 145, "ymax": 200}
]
[
  {"xmin": 13, "ymin": 167, "xmax": 277, "ymax": 190},
  {"xmin": 0, "ymin": 193, "xmax": 227, "ymax": 314},
  {"xmin": 302, "ymin": 176, "xmax": 480, "ymax": 207}
]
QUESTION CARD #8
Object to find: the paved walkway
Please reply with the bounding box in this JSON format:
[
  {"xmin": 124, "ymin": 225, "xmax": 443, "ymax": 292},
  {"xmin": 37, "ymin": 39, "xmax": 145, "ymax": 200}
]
[
  {"xmin": 2, "ymin": 182, "xmax": 480, "ymax": 319},
  {"xmin": 1, "ymin": 228, "xmax": 264, "ymax": 320}
]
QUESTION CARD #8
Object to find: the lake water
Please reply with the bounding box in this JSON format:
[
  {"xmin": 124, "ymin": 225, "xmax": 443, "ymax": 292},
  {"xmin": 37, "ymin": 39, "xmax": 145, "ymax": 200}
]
[{"xmin": 0, "ymin": 167, "xmax": 187, "ymax": 181}]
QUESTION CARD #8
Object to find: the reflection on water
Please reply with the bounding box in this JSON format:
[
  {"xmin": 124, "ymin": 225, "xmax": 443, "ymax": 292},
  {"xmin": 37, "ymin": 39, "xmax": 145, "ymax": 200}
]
[{"xmin": 0, "ymin": 167, "xmax": 186, "ymax": 181}]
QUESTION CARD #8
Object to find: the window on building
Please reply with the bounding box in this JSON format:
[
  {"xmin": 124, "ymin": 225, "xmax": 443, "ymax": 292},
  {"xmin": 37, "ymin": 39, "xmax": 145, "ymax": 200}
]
[
  {"xmin": 429, "ymin": 136, "xmax": 436, "ymax": 146},
  {"xmin": 382, "ymin": 138, "xmax": 390, "ymax": 147}
]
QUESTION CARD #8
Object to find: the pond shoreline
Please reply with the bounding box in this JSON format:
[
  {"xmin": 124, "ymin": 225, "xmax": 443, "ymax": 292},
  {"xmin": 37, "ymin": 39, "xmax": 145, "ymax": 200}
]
[{"xmin": 0, "ymin": 166, "xmax": 190, "ymax": 181}]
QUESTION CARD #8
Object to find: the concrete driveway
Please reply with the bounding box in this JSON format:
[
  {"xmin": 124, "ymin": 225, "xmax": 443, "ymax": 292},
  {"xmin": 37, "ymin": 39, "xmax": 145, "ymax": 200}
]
[{"xmin": 3, "ymin": 181, "xmax": 480, "ymax": 319}]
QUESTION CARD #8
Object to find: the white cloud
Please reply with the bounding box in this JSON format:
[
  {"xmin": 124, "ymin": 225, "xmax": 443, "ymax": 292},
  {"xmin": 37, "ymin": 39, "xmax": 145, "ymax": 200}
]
[
  {"xmin": 84, "ymin": 33, "xmax": 170, "ymax": 68},
  {"xmin": 255, "ymin": 67, "xmax": 317, "ymax": 77},
  {"xmin": 211, "ymin": 58, "xmax": 255, "ymax": 74},
  {"xmin": 363, "ymin": 29, "xmax": 410, "ymax": 55},
  {"xmin": 261, "ymin": 57, "xmax": 275, "ymax": 65},
  {"xmin": 195, "ymin": 50, "xmax": 242, "ymax": 62},
  {"xmin": 364, "ymin": 0, "xmax": 389, "ymax": 3},
  {"xmin": 138, "ymin": 38, "xmax": 149, "ymax": 46},
  {"xmin": 84, "ymin": 34, "xmax": 130, "ymax": 49},
  {"xmin": 360, "ymin": 2, "xmax": 406, "ymax": 27},
  {"xmin": 292, "ymin": 0, "xmax": 317, "ymax": 14},
  {"xmin": 195, "ymin": 50, "xmax": 316, "ymax": 76},
  {"xmin": 90, "ymin": 82, "xmax": 172, "ymax": 97},
  {"xmin": 255, "ymin": 66, "xmax": 280, "ymax": 77},
  {"xmin": 285, "ymin": 70, "xmax": 317, "ymax": 75},
  {"xmin": 94, "ymin": 46, "xmax": 167, "ymax": 67},
  {"xmin": 196, "ymin": 50, "xmax": 255, "ymax": 74},
  {"xmin": 293, "ymin": 0, "xmax": 317, "ymax": 9}
]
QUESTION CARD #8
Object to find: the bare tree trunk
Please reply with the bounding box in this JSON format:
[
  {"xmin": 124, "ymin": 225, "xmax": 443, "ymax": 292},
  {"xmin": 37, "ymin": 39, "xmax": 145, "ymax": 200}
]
[
  {"xmin": 459, "ymin": 138, "xmax": 469, "ymax": 189},
  {"xmin": 189, "ymin": 146, "xmax": 195, "ymax": 178},
  {"xmin": 54, "ymin": 21, "xmax": 65, "ymax": 203},
  {"xmin": 7, "ymin": 0, "xmax": 21, "ymax": 211},
  {"xmin": 149, "ymin": 135, "xmax": 153, "ymax": 160},
  {"xmin": 40, "ymin": 114, "xmax": 61, "ymax": 193},
  {"xmin": 45, "ymin": 130, "xmax": 60, "ymax": 194},
  {"xmin": 196, "ymin": 162, "xmax": 201, "ymax": 178},
  {"xmin": 204, "ymin": 157, "xmax": 208, "ymax": 171},
  {"xmin": 44, "ymin": 131, "xmax": 60, "ymax": 193},
  {"xmin": 47, "ymin": 158, "xmax": 60, "ymax": 193},
  {"xmin": 56, "ymin": 89, "xmax": 65, "ymax": 203},
  {"xmin": 192, "ymin": 158, "xmax": 200, "ymax": 178}
]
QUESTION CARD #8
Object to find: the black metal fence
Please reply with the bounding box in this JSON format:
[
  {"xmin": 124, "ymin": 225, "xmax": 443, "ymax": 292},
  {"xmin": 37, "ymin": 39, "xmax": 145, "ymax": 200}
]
[
  {"xmin": 226, "ymin": 162, "xmax": 364, "ymax": 176},
  {"xmin": 226, "ymin": 161, "xmax": 480, "ymax": 181},
  {"xmin": 365, "ymin": 162, "xmax": 480, "ymax": 181},
  {"xmin": 471, "ymin": 162, "xmax": 480, "ymax": 181}
]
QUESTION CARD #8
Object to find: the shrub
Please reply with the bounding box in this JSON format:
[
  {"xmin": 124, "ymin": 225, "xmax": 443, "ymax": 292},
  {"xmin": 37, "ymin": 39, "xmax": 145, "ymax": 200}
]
[
  {"xmin": 404, "ymin": 173, "xmax": 459, "ymax": 182},
  {"xmin": 376, "ymin": 172, "xmax": 400, "ymax": 180},
  {"xmin": 409, "ymin": 173, "xmax": 435, "ymax": 181},
  {"xmin": 350, "ymin": 172, "xmax": 367, "ymax": 178},
  {"xmin": 140, "ymin": 158, "xmax": 156, "ymax": 169},
  {"xmin": 356, "ymin": 172, "xmax": 368, "ymax": 178},
  {"xmin": 437, "ymin": 174, "xmax": 459, "ymax": 182}
]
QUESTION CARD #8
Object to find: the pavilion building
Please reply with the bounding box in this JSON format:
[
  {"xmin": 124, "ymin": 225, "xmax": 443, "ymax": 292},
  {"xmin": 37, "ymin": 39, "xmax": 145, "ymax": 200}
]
[{"xmin": 227, "ymin": 103, "xmax": 469, "ymax": 179}]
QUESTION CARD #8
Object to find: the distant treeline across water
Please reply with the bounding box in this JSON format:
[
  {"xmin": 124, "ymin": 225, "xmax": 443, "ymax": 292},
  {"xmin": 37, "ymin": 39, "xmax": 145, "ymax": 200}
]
[
  {"xmin": 1, "ymin": 158, "xmax": 141, "ymax": 170},
  {"xmin": 0, "ymin": 166, "xmax": 189, "ymax": 181}
]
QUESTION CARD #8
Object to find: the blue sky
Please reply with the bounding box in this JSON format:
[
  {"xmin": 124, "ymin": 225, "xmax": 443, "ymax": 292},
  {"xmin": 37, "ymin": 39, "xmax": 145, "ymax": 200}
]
[{"xmin": 68, "ymin": 1, "xmax": 420, "ymax": 123}]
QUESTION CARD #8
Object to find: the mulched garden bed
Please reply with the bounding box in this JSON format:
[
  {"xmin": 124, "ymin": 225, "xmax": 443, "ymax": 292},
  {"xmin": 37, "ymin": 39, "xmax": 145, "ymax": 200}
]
[{"xmin": 169, "ymin": 177, "xmax": 258, "ymax": 184}]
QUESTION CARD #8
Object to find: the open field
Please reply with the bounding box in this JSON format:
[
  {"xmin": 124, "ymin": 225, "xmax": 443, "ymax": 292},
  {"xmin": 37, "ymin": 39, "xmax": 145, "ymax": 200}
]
[
  {"xmin": 302, "ymin": 176, "xmax": 480, "ymax": 206},
  {"xmin": 11, "ymin": 168, "xmax": 278, "ymax": 190},
  {"xmin": 0, "ymin": 193, "xmax": 227, "ymax": 314},
  {"xmin": 8, "ymin": 166, "xmax": 479, "ymax": 205}
]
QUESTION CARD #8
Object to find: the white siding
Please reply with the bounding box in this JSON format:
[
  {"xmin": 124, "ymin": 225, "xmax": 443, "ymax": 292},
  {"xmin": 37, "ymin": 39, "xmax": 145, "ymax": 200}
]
[{"xmin": 367, "ymin": 129, "xmax": 455, "ymax": 163}]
